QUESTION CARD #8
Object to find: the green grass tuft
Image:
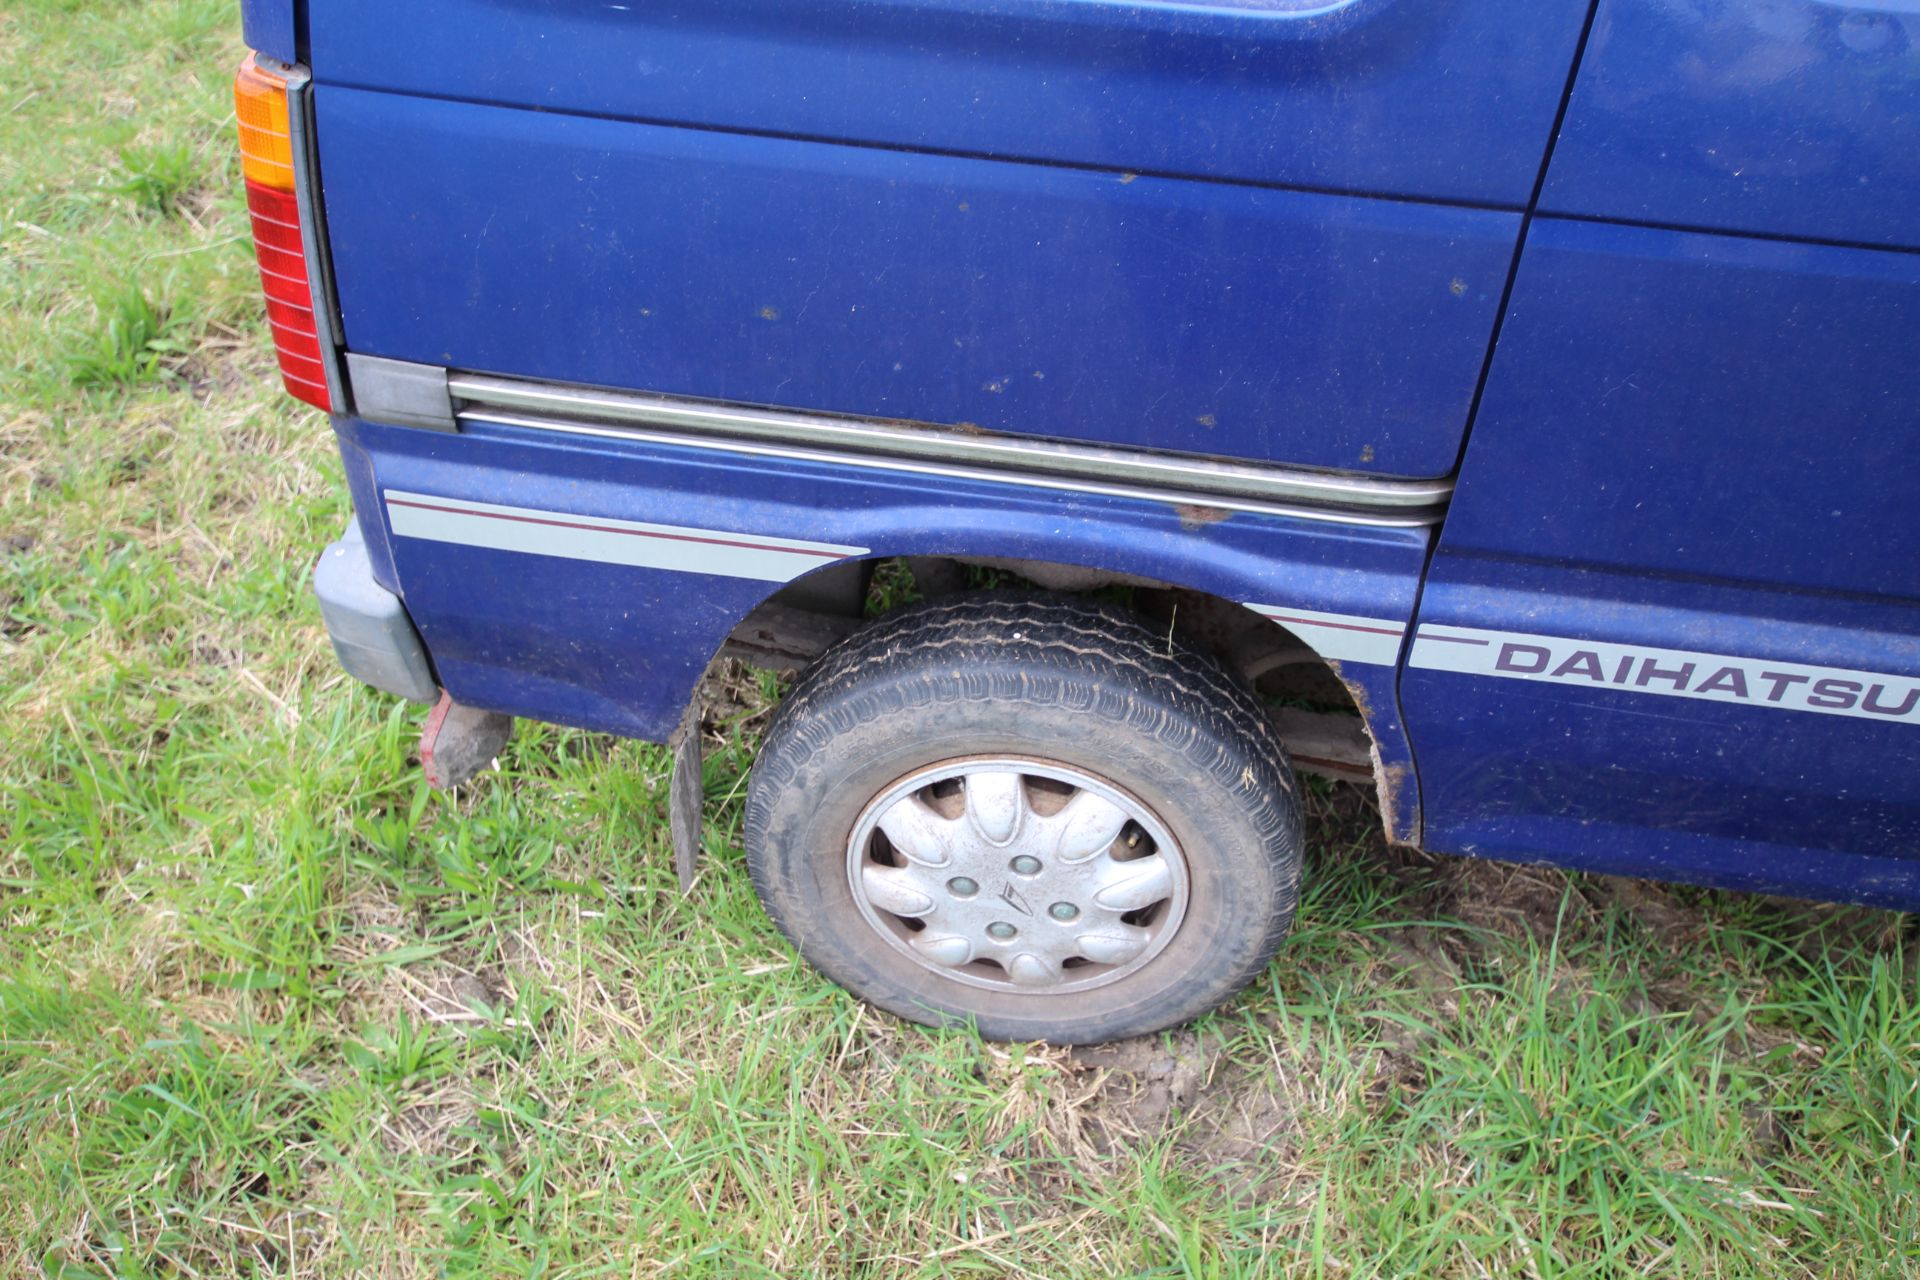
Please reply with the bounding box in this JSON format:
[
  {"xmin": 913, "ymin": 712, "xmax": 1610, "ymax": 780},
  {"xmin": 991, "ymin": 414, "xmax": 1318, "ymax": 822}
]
[
  {"xmin": 63, "ymin": 285, "xmax": 185, "ymax": 388},
  {"xmin": 113, "ymin": 141, "xmax": 202, "ymax": 217}
]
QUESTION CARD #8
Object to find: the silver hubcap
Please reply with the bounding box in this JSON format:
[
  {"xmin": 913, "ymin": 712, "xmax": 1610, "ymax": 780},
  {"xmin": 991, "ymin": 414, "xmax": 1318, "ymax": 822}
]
[{"xmin": 845, "ymin": 758, "xmax": 1190, "ymax": 995}]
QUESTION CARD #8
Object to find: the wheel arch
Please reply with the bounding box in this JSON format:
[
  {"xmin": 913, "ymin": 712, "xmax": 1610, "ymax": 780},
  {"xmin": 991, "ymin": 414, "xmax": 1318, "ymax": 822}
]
[{"xmin": 718, "ymin": 534, "xmax": 1423, "ymax": 844}]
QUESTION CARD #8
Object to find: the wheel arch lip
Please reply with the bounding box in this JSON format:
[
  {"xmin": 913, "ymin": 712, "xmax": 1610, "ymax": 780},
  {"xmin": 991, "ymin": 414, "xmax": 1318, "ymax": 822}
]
[
  {"xmin": 760, "ymin": 490, "xmax": 1425, "ymax": 674},
  {"xmin": 759, "ymin": 540, "xmax": 1425, "ymax": 842}
]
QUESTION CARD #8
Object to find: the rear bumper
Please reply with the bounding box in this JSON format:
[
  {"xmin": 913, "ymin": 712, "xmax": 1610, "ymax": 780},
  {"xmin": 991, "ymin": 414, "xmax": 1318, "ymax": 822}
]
[{"xmin": 312, "ymin": 516, "xmax": 438, "ymax": 704}]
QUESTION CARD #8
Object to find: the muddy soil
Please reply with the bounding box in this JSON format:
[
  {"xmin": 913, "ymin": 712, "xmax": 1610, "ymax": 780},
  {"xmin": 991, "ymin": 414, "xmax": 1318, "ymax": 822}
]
[{"xmin": 1061, "ymin": 779, "xmax": 1912, "ymax": 1196}]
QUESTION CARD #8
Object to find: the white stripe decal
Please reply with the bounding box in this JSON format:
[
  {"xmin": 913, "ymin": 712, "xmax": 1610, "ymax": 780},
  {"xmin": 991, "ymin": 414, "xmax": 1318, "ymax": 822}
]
[
  {"xmin": 383, "ymin": 490, "xmax": 867, "ymax": 584},
  {"xmin": 1244, "ymin": 604, "xmax": 1407, "ymax": 666},
  {"xmin": 1411, "ymin": 624, "xmax": 1920, "ymax": 726}
]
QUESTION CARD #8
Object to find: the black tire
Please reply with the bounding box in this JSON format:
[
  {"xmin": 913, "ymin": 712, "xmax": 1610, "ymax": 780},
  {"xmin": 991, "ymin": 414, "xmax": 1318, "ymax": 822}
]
[{"xmin": 744, "ymin": 594, "xmax": 1303, "ymax": 1043}]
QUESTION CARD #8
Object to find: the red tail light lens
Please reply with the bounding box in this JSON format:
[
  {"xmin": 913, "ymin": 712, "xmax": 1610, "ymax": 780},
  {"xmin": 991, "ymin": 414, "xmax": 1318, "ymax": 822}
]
[{"xmin": 234, "ymin": 55, "xmax": 334, "ymax": 411}]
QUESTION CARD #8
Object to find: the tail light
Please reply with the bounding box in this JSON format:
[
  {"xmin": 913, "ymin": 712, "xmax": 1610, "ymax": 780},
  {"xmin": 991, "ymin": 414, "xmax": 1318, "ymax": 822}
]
[{"xmin": 234, "ymin": 54, "xmax": 335, "ymax": 411}]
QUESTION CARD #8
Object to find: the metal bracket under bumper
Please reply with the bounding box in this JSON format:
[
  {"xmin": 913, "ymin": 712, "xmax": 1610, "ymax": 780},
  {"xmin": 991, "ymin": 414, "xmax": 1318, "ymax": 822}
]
[
  {"xmin": 312, "ymin": 517, "xmax": 439, "ymax": 705},
  {"xmin": 420, "ymin": 691, "xmax": 514, "ymax": 790}
]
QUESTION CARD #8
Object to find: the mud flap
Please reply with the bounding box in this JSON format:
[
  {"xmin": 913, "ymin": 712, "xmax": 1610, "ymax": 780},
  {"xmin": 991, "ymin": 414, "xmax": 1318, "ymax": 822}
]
[
  {"xmin": 669, "ymin": 700, "xmax": 704, "ymax": 892},
  {"xmin": 420, "ymin": 691, "xmax": 514, "ymax": 790}
]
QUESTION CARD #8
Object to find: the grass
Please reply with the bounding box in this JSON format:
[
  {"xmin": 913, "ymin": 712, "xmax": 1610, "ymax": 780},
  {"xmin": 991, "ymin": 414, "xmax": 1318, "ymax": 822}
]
[
  {"xmin": 1, "ymin": 1, "xmax": 1916, "ymax": 1275},
  {"xmin": 63, "ymin": 285, "xmax": 185, "ymax": 388},
  {"xmin": 112, "ymin": 143, "xmax": 201, "ymax": 218}
]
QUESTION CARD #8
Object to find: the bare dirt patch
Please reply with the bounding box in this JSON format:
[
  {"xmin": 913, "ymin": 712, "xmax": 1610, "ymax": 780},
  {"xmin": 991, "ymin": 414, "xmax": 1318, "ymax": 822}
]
[{"xmin": 1070, "ymin": 1029, "xmax": 1306, "ymax": 1203}]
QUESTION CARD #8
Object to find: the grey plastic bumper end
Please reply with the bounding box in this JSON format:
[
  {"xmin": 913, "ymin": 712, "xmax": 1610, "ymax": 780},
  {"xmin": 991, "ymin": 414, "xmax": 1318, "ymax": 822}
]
[{"xmin": 312, "ymin": 519, "xmax": 438, "ymax": 704}]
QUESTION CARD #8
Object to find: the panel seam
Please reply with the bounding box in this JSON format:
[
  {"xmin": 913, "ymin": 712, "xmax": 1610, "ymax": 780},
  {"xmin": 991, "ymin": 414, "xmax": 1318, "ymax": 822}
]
[{"xmin": 1394, "ymin": 0, "xmax": 1607, "ymax": 845}]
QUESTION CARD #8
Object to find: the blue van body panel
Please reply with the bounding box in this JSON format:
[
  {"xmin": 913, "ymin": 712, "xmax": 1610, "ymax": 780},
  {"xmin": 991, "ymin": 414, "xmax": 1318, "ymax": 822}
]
[
  {"xmin": 334, "ymin": 413, "xmax": 1430, "ymax": 842},
  {"xmin": 1544, "ymin": 0, "xmax": 1920, "ymax": 249},
  {"xmin": 239, "ymin": 0, "xmax": 296, "ymax": 64},
  {"xmin": 308, "ymin": 0, "xmax": 1589, "ymax": 208},
  {"xmin": 1403, "ymin": 218, "xmax": 1920, "ymax": 908},
  {"xmin": 1403, "ymin": 570, "xmax": 1920, "ymax": 909},
  {"xmin": 284, "ymin": 0, "xmax": 1920, "ymax": 912},
  {"xmin": 1421, "ymin": 219, "xmax": 1920, "ymax": 600},
  {"xmin": 315, "ymin": 87, "xmax": 1516, "ymax": 475}
]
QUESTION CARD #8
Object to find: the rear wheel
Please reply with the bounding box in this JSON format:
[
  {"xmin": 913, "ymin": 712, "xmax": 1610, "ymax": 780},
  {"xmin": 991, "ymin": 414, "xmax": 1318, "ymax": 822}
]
[{"xmin": 744, "ymin": 595, "xmax": 1303, "ymax": 1043}]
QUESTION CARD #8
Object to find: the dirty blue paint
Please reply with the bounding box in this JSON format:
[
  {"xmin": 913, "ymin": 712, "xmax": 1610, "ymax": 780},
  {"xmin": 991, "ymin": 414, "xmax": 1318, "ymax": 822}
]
[
  {"xmin": 1545, "ymin": 0, "xmax": 1920, "ymax": 249},
  {"xmin": 1403, "ymin": 219, "xmax": 1920, "ymax": 908},
  {"xmin": 307, "ymin": 0, "xmax": 1591, "ymax": 207},
  {"xmin": 287, "ymin": 0, "xmax": 1920, "ymax": 910},
  {"xmin": 315, "ymin": 87, "xmax": 1516, "ymax": 476},
  {"xmin": 238, "ymin": 0, "xmax": 297, "ymax": 64},
  {"xmin": 338, "ymin": 413, "xmax": 1431, "ymax": 841}
]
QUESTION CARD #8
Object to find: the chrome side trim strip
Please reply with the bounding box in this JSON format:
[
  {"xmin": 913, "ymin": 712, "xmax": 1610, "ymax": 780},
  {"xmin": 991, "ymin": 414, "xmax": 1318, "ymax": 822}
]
[
  {"xmin": 458, "ymin": 407, "xmax": 1444, "ymax": 529},
  {"xmin": 446, "ymin": 374, "xmax": 1452, "ymax": 523}
]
